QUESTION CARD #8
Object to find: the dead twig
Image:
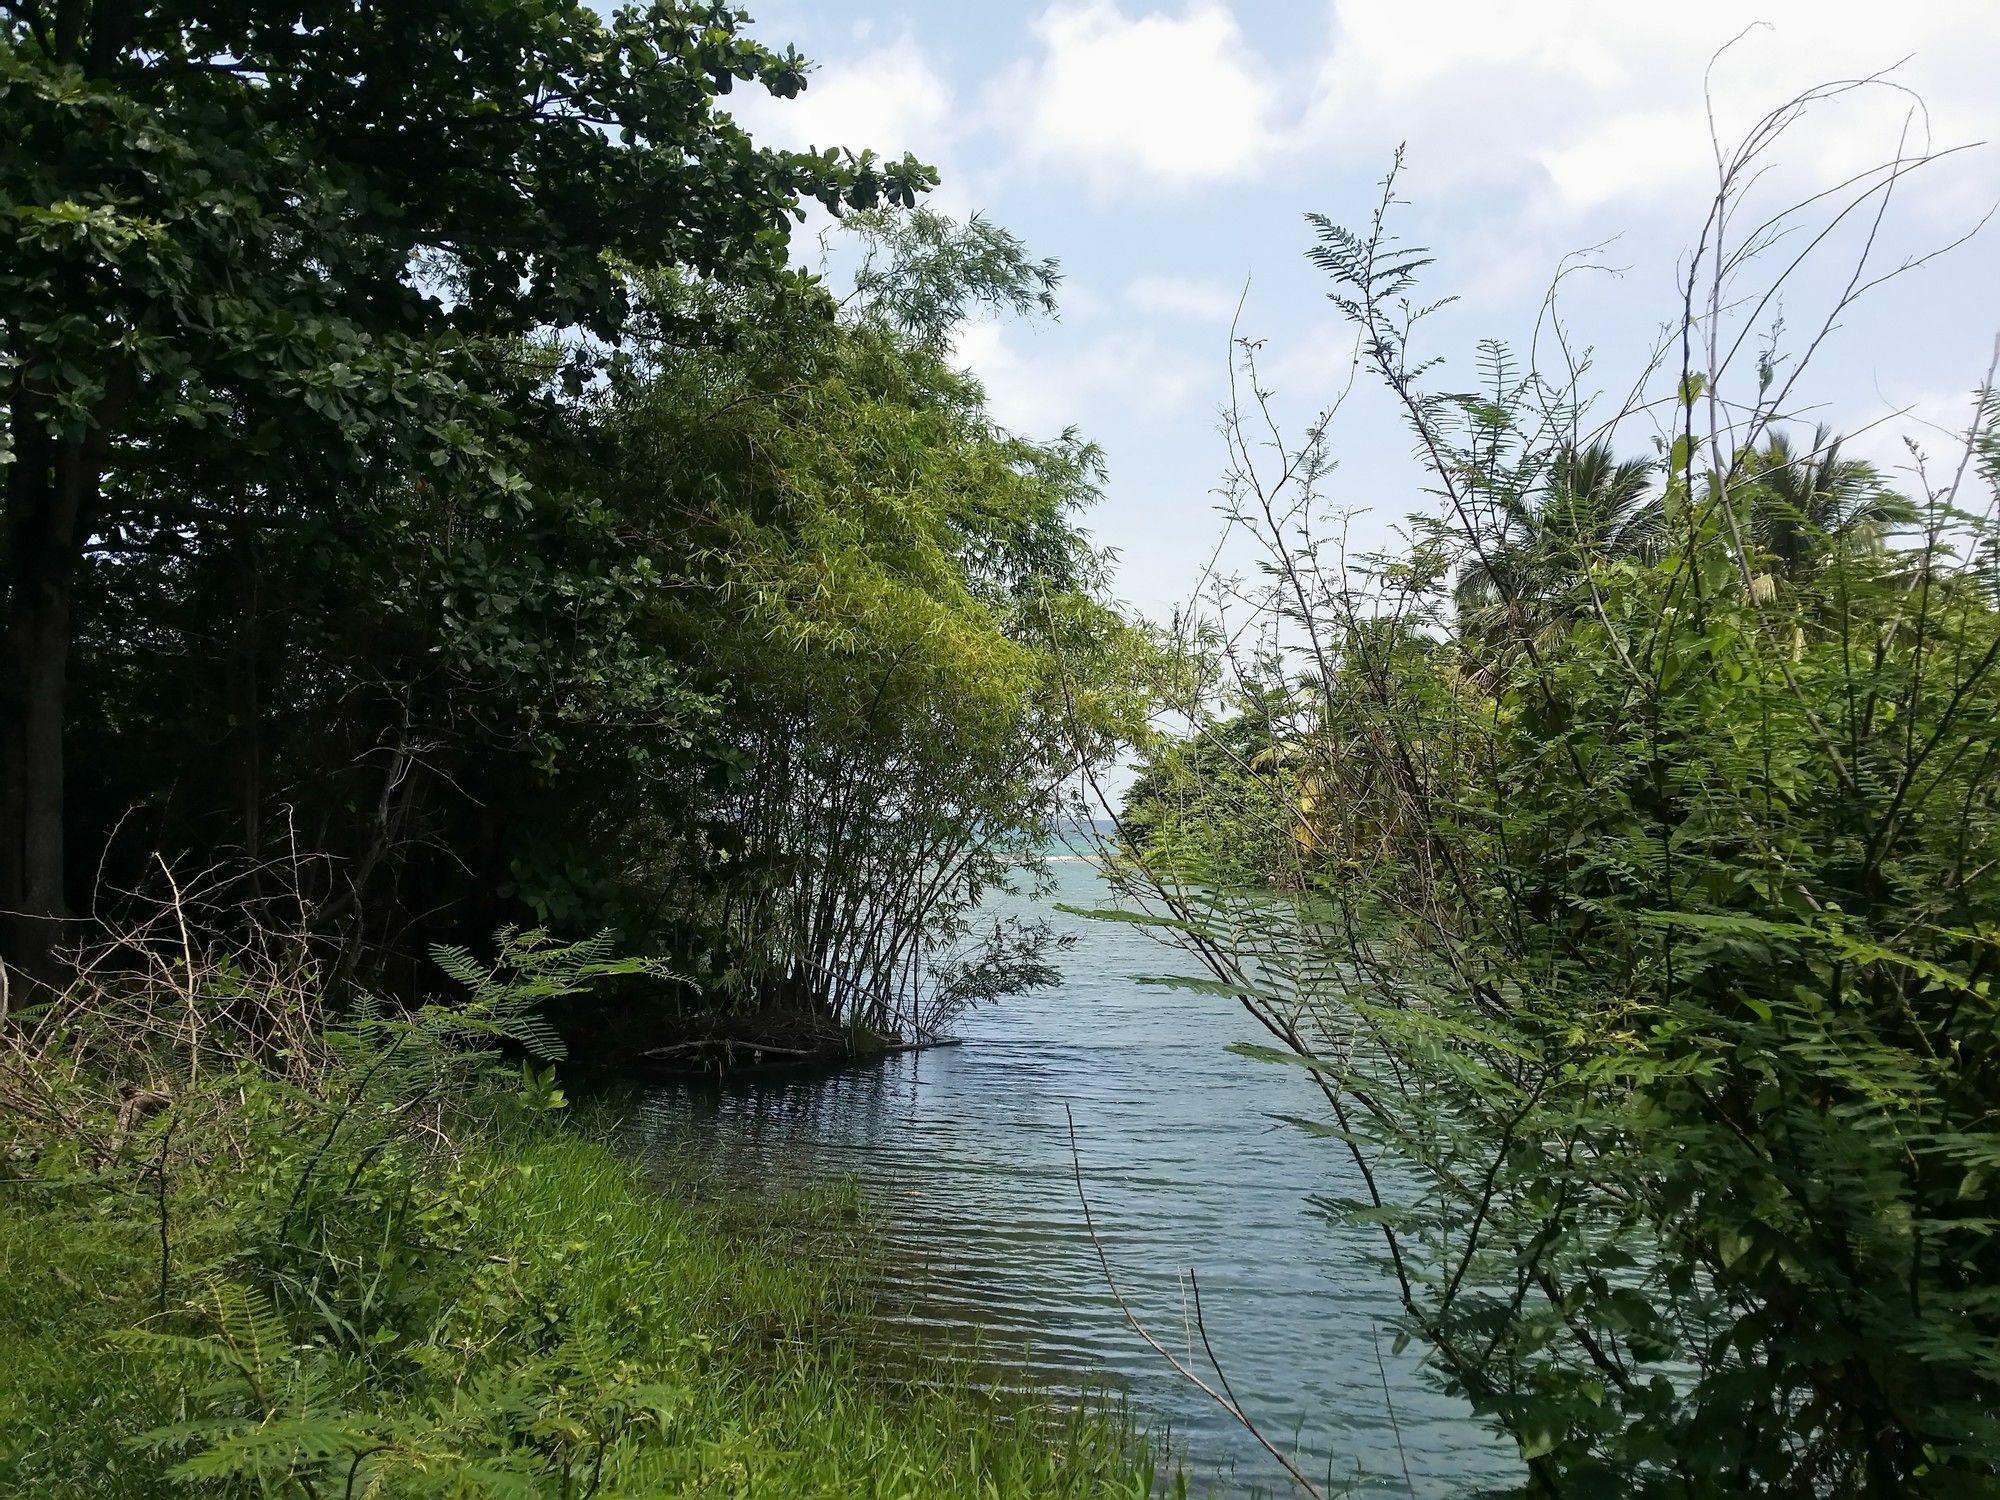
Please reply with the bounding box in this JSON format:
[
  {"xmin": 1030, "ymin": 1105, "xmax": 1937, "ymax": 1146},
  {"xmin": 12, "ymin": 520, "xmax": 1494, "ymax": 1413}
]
[
  {"xmin": 1065, "ymin": 1103, "xmax": 1328, "ymax": 1499},
  {"xmin": 1370, "ymin": 1319, "xmax": 1415, "ymax": 1495}
]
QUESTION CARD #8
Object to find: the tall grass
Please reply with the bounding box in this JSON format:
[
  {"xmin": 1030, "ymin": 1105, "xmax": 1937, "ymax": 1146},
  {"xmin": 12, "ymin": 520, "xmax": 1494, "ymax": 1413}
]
[{"xmin": 0, "ymin": 901, "xmax": 1168, "ymax": 1497}]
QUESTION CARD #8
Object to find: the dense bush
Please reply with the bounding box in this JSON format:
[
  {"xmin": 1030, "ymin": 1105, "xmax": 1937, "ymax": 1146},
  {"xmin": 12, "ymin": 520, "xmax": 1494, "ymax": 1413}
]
[
  {"xmin": 1109, "ymin": 133, "xmax": 2000, "ymax": 1494},
  {"xmin": 4, "ymin": 7, "xmax": 1146, "ymax": 1044},
  {"xmin": 1, "ymin": 0, "xmax": 928, "ymax": 969}
]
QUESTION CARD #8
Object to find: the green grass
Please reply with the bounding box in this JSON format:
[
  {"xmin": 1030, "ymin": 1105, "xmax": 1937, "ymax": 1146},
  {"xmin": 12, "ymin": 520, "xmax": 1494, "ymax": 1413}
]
[{"xmin": 0, "ymin": 1107, "xmax": 1169, "ymax": 1498}]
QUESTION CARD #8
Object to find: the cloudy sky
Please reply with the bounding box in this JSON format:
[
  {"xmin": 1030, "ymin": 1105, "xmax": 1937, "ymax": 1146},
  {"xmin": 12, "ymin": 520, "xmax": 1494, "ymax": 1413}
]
[{"xmin": 730, "ymin": 2, "xmax": 2000, "ymax": 616}]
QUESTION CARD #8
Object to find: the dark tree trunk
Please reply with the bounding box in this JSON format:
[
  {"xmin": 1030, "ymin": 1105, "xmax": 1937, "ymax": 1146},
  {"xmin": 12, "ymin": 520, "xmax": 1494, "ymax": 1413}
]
[
  {"xmin": 1, "ymin": 7, "xmax": 142, "ymax": 982},
  {"xmin": 1, "ymin": 378, "xmax": 120, "ymax": 979},
  {"xmin": 4, "ymin": 433, "xmax": 79, "ymax": 972},
  {"xmin": 231, "ymin": 543, "xmax": 263, "ymax": 870}
]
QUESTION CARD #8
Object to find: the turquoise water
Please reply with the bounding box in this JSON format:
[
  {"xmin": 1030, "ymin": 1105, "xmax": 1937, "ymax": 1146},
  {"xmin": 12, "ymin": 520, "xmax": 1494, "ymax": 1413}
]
[{"xmin": 636, "ymin": 857, "xmax": 1517, "ymax": 1497}]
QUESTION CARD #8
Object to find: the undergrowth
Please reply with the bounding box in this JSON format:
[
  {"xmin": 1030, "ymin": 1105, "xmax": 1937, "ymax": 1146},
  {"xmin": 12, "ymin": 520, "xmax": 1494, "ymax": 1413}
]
[{"xmin": 0, "ymin": 914, "xmax": 1164, "ymax": 1498}]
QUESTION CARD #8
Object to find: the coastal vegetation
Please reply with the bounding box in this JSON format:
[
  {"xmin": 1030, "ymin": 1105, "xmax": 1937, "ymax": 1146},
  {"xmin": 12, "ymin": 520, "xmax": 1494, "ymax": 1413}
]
[
  {"xmin": 0, "ymin": 0, "xmax": 1146, "ymax": 1054},
  {"xmin": 0, "ymin": 919, "xmax": 1159, "ymax": 1496},
  {"xmin": 2, "ymin": 4, "xmax": 1160, "ymax": 1495},
  {"xmin": 8, "ymin": 2, "xmax": 2000, "ymax": 1496},
  {"xmin": 1109, "ymin": 121, "xmax": 2000, "ymax": 1493}
]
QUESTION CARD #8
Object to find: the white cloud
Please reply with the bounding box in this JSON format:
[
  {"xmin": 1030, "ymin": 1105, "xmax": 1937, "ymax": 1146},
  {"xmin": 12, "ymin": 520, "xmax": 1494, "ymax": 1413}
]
[
  {"xmin": 1125, "ymin": 273, "xmax": 1244, "ymax": 321},
  {"xmin": 724, "ymin": 31, "xmax": 994, "ymax": 223},
  {"xmin": 740, "ymin": 33, "xmax": 955, "ymax": 162},
  {"xmin": 796, "ymin": 38, "xmax": 952, "ymax": 162},
  {"xmin": 1007, "ymin": 2, "xmax": 1279, "ymax": 191},
  {"xmin": 1841, "ymin": 380, "xmax": 1993, "ymax": 478},
  {"xmin": 1303, "ymin": 0, "xmax": 2000, "ymax": 220},
  {"xmin": 1538, "ymin": 109, "xmax": 1710, "ymax": 214},
  {"xmin": 1254, "ymin": 315, "xmax": 1363, "ymax": 402},
  {"xmin": 955, "ymin": 318, "xmax": 1206, "ymax": 436}
]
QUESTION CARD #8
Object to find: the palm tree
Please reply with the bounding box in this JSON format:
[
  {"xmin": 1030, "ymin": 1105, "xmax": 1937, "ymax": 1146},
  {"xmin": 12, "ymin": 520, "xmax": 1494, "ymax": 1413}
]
[
  {"xmin": 1455, "ymin": 438, "xmax": 1659, "ymax": 654},
  {"xmin": 1456, "ymin": 428, "xmax": 1914, "ymax": 660},
  {"xmin": 1741, "ymin": 425, "xmax": 1916, "ymax": 581}
]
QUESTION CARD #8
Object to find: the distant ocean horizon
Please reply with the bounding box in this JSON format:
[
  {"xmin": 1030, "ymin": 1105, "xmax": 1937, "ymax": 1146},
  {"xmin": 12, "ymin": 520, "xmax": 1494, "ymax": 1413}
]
[
  {"xmin": 1040, "ymin": 817, "xmax": 1115, "ymax": 861},
  {"xmin": 1047, "ymin": 816, "xmax": 1116, "ymax": 837}
]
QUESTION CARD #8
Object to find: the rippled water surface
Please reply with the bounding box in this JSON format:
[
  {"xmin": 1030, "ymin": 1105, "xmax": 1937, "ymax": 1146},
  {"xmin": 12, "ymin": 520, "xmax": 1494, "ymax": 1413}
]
[{"xmin": 634, "ymin": 858, "xmax": 1518, "ymax": 1497}]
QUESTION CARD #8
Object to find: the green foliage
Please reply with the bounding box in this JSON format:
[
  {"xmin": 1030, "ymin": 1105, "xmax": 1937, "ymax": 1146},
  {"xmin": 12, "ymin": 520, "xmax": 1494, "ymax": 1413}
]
[
  {"xmin": 2, "ymin": 0, "xmax": 927, "ymax": 437},
  {"xmin": 1453, "ymin": 438, "xmax": 1663, "ymax": 662},
  {"xmin": 4, "ymin": 0, "xmax": 1150, "ymax": 1046},
  {"xmin": 427, "ymin": 927, "xmax": 673, "ymax": 1063},
  {"xmin": 1113, "ymin": 153, "xmax": 2000, "ymax": 1495},
  {"xmin": 1380, "ymin": 533, "xmax": 2000, "ymax": 1493},
  {"xmin": 0, "ymin": 929, "xmax": 1162, "ymax": 1498},
  {"xmin": 520, "ymin": 259, "xmax": 1156, "ymax": 1038},
  {"xmin": 18, "ymin": 72, "xmax": 1147, "ymax": 1033},
  {"xmin": 845, "ymin": 207, "xmax": 1062, "ymax": 351},
  {"xmin": 0, "ymin": 0, "xmax": 932, "ymax": 966},
  {"xmin": 1119, "ymin": 677, "xmax": 1310, "ymax": 888}
]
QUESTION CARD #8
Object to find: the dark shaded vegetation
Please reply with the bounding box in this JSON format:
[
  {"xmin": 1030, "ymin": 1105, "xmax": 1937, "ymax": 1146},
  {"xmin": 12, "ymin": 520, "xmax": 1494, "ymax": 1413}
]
[
  {"xmin": 1, "ymin": 9, "xmax": 1163, "ymax": 1489},
  {"xmin": 2, "ymin": 2, "xmax": 1146, "ymax": 1054}
]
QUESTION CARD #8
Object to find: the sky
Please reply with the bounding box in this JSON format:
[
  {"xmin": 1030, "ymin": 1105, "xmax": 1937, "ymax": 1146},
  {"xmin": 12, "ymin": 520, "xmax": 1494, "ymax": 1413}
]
[{"xmin": 725, "ymin": 1, "xmax": 2000, "ymax": 618}]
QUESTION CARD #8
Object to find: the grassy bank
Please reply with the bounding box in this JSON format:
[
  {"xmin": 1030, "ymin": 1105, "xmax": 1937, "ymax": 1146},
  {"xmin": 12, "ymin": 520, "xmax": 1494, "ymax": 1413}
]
[{"xmin": 0, "ymin": 931, "xmax": 1164, "ymax": 1498}]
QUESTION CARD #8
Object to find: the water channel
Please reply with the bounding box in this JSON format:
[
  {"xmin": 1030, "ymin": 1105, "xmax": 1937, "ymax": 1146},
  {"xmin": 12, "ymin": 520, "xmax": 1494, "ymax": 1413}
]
[{"xmin": 636, "ymin": 856, "xmax": 1518, "ymax": 1497}]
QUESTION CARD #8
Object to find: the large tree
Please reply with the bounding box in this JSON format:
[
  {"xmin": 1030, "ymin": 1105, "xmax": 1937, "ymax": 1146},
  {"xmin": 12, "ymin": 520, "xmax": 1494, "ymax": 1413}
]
[{"xmin": 0, "ymin": 0, "xmax": 928, "ymax": 969}]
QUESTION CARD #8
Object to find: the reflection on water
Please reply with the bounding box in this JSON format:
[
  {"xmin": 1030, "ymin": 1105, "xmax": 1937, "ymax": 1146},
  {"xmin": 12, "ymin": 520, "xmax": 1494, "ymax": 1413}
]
[{"xmin": 634, "ymin": 858, "xmax": 1517, "ymax": 1498}]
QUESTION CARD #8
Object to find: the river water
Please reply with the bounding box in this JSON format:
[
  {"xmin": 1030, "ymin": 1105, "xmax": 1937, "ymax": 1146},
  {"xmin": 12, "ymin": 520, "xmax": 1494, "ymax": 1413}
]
[{"xmin": 635, "ymin": 857, "xmax": 1517, "ymax": 1497}]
